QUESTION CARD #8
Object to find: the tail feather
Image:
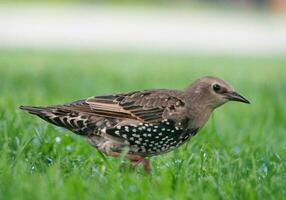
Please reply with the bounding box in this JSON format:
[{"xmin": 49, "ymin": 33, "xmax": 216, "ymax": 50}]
[
  {"xmin": 19, "ymin": 105, "xmax": 93, "ymax": 135},
  {"xmin": 19, "ymin": 105, "xmax": 56, "ymax": 125},
  {"xmin": 19, "ymin": 105, "xmax": 47, "ymax": 115}
]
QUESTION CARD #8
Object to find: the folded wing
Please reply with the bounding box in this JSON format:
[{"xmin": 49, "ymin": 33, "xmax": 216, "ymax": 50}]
[{"xmin": 65, "ymin": 89, "xmax": 186, "ymax": 124}]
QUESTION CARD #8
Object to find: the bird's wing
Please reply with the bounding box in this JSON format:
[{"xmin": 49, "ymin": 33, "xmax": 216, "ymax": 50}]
[{"xmin": 65, "ymin": 89, "xmax": 186, "ymax": 123}]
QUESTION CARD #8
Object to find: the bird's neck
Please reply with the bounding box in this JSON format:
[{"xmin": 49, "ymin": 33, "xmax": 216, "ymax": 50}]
[
  {"xmin": 187, "ymin": 103, "xmax": 213, "ymax": 129},
  {"xmin": 184, "ymin": 91, "xmax": 214, "ymax": 129}
]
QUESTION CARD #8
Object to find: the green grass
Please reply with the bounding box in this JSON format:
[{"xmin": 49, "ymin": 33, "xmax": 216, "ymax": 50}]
[{"xmin": 0, "ymin": 49, "xmax": 285, "ymax": 200}]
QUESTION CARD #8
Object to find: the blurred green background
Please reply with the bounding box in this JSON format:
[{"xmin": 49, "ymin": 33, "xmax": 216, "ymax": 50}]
[
  {"xmin": 1, "ymin": 50, "xmax": 285, "ymax": 200},
  {"xmin": 0, "ymin": 0, "xmax": 286, "ymax": 200}
]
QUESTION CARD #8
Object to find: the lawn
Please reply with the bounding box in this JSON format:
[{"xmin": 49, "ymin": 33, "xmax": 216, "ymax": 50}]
[{"xmin": 0, "ymin": 49, "xmax": 285, "ymax": 200}]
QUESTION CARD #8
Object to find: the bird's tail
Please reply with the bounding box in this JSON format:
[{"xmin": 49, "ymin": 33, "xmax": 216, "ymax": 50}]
[
  {"xmin": 19, "ymin": 105, "xmax": 69, "ymax": 128},
  {"xmin": 19, "ymin": 105, "xmax": 57, "ymax": 125},
  {"xmin": 19, "ymin": 105, "xmax": 47, "ymax": 115},
  {"xmin": 19, "ymin": 105, "xmax": 92, "ymax": 135}
]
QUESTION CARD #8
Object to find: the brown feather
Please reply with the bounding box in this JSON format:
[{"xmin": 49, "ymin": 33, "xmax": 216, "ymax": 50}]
[{"xmin": 63, "ymin": 90, "xmax": 186, "ymax": 123}]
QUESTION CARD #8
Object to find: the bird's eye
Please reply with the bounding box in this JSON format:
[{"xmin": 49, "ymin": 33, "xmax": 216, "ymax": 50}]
[{"xmin": 212, "ymin": 84, "xmax": 221, "ymax": 92}]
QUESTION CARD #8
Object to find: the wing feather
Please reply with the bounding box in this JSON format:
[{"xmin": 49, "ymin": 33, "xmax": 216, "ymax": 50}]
[{"xmin": 65, "ymin": 90, "xmax": 186, "ymax": 123}]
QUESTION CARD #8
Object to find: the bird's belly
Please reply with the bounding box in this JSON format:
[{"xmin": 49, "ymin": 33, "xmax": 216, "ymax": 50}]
[
  {"xmin": 128, "ymin": 128, "xmax": 199, "ymax": 156},
  {"xmin": 94, "ymin": 119, "xmax": 200, "ymax": 157}
]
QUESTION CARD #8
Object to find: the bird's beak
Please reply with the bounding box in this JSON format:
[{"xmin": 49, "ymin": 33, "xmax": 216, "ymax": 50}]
[{"xmin": 224, "ymin": 91, "xmax": 250, "ymax": 104}]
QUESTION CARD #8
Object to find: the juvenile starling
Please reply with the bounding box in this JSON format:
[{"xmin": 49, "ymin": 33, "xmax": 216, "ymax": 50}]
[{"xmin": 20, "ymin": 76, "xmax": 250, "ymax": 172}]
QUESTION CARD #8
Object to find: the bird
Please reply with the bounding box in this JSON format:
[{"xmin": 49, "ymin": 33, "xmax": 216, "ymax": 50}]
[{"xmin": 20, "ymin": 76, "xmax": 250, "ymax": 172}]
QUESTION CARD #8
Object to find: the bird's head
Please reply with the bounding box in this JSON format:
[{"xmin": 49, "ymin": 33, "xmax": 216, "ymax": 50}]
[{"xmin": 186, "ymin": 76, "xmax": 250, "ymax": 110}]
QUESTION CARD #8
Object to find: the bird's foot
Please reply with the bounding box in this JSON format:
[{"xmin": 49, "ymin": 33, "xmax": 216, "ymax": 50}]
[
  {"xmin": 109, "ymin": 152, "xmax": 151, "ymax": 173},
  {"xmin": 129, "ymin": 155, "xmax": 151, "ymax": 173}
]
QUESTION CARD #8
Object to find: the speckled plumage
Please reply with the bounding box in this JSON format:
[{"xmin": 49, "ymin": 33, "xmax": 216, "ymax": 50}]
[
  {"xmin": 20, "ymin": 76, "xmax": 250, "ymax": 172},
  {"xmin": 20, "ymin": 89, "xmax": 195, "ymax": 156}
]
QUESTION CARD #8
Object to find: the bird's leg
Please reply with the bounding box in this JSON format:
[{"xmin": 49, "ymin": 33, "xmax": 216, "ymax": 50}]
[
  {"xmin": 109, "ymin": 152, "xmax": 151, "ymax": 173},
  {"xmin": 128, "ymin": 154, "xmax": 151, "ymax": 173}
]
